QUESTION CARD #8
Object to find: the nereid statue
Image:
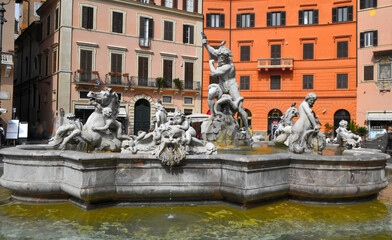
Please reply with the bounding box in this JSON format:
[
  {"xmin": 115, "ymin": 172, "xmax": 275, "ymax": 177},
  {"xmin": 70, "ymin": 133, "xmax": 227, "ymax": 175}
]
[
  {"xmin": 287, "ymin": 93, "xmax": 326, "ymax": 154},
  {"xmin": 336, "ymin": 120, "xmax": 361, "ymax": 149},
  {"xmin": 49, "ymin": 88, "xmax": 125, "ymax": 152},
  {"xmin": 200, "ymin": 33, "xmax": 252, "ymax": 146}
]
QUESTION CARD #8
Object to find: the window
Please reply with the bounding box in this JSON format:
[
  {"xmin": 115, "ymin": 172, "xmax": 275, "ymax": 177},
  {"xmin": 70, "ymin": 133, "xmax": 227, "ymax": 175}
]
[
  {"xmin": 184, "ymin": 0, "xmax": 196, "ymax": 12},
  {"xmin": 240, "ymin": 46, "xmax": 250, "ymax": 61},
  {"xmin": 184, "ymin": 62, "xmax": 193, "ymax": 89},
  {"xmin": 139, "ymin": 17, "xmax": 154, "ymax": 47},
  {"xmin": 110, "ymin": 53, "xmax": 123, "ymax": 84},
  {"xmin": 183, "ymin": 25, "xmax": 194, "ymax": 44},
  {"xmin": 271, "ymin": 44, "xmax": 281, "ymax": 65},
  {"xmin": 270, "ymin": 75, "xmax": 281, "ymax": 90},
  {"xmin": 141, "ymin": 0, "xmax": 149, "ymax": 3},
  {"xmin": 337, "ymin": 74, "xmax": 348, "ymax": 89},
  {"xmin": 240, "ymin": 76, "xmax": 250, "ymax": 90},
  {"xmin": 184, "ymin": 109, "xmax": 193, "ymax": 115},
  {"xmin": 55, "ymin": 8, "xmax": 59, "ymax": 30},
  {"xmin": 299, "ymin": 10, "xmax": 318, "ymax": 25},
  {"xmin": 82, "ymin": 6, "xmax": 94, "ymax": 29},
  {"xmin": 236, "ymin": 13, "xmax": 255, "ymax": 28},
  {"xmin": 45, "ymin": 55, "xmax": 49, "ymax": 76},
  {"xmin": 360, "ymin": 31, "xmax": 378, "ymax": 48},
  {"xmin": 162, "ymin": 96, "xmax": 172, "ymax": 103},
  {"xmin": 163, "ymin": 59, "xmax": 173, "ymax": 88},
  {"xmin": 79, "ymin": 91, "xmax": 89, "ymax": 99},
  {"xmin": 52, "ymin": 49, "xmax": 57, "ymax": 73},
  {"xmin": 303, "ymin": 43, "xmax": 314, "ymax": 60},
  {"xmin": 360, "ymin": 0, "xmax": 377, "ymax": 9},
  {"xmin": 164, "ymin": 21, "xmax": 174, "ymax": 41},
  {"xmin": 79, "ymin": 49, "xmax": 93, "ymax": 81},
  {"xmin": 267, "ymin": 12, "xmax": 286, "ymax": 27},
  {"xmin": 184, "ymin": 97, "xmax": 193, "ymax": 104},
  {"xmin": 165, "ymin": 0, "xmax": 173, "ymax": 8},
  {"xmin": 364, "ymin": 66, "xmax": 374, "ymax": 81},
  {"xmin": 138, "ymin": 56, "xmax": 149, "ymax": 85},
  {"xmin": 209, "ymin": 75, "xmax": 219, "ymax": 84},
  {"xmin": 303, "ymin": 75, "xmax": 313, "ymax": 89},
  {"xmin": 337, "ymin": 41, "xmax": 348, "ymax": 58},
  {"xmin": 206, "ymin": 13, "xmax": 225, "ymax": 28},
  {"xmin": 112, "ymin": 11, "xmax": 124, "ymax": 33},
  {"xmin": 47, "ymin": 15, "xmax": 50, "ymax": 36},
  {"xmin": 332, "ymin": 6, "xmax": 353, "ymax": 23}
]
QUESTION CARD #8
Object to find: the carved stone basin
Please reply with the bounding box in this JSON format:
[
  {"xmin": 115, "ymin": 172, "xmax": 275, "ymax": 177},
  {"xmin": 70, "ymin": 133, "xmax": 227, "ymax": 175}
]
[{"xmin": 0, "ymin": 145, "xmax": 389, "ymax": 209}]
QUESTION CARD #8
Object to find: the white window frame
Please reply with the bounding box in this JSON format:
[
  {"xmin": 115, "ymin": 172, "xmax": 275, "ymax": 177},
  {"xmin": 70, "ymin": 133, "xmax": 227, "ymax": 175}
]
[
  {"xmin": 136, "ymin": 52, "xmax": 152, "ymax": 80},
  {"xmin": 210, "ymin": 14, "xmax": 220, "ymax": 28},
  {"xmin": 110, "ymin": 9, "xmax": 126, "ymax": 34},
  {"xmin": 162, "ymin": 18, "xmax": 176, "ymax": 42},
  {"xmin": 337, "ymin": 7, "xmax": 348, "ymax": 22},
  {"xmin": 182, "ymin": 59, "xmax": 195, "ymax": 87},
  {"xmin": 54, "ymin": 6, "xmax": 60, "ymax": 30},
  {"xmin": 183, "ymin": 96, "xmax": 194, "ymax": 105},
  {"xmin": 165, "ymin": 0, "xmax": 173, "ymax": 8},
  {"xmin": 183, "ymin": 22, "xmax": 195, "ymax": 44},
  {"xmin": 186, "ymin": 0, "xmax": 194, "ymax": 12},
  {"xmin": 77, "ymin": 43, "xmax": 97, "ymax": 74},
  {"xmin": 303, "ymin": 10, "xmax": 313, "ymax": 25},
  {"xmin": 364, "ymin": 31, "xmax": 374, "ymax": 47},
  {"xmin": 79, "ymin": 3, "xmax": 98, "ymax": 30},
  {"xmin": 162, "ymin": 95, "xmax": 173, "ymax": 104},
  {"xmin": 79, "ymin": 90, "xmax": 90, "ymax": 100},
  {"xmin": 271, "ymin": 12, "xmax": 281, "ymax": 26}
]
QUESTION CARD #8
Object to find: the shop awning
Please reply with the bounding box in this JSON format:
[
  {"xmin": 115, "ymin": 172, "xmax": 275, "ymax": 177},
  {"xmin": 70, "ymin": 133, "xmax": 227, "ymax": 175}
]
[
  {"xmin": 367, "ymin": 112, "xmax": 392, "ymax": 121},
  {"xmin": 118, "ymin": 107, "xmax": 127, "ymax": 118},
  {"xmin": 75, "ymin": 105, "xmax": 95, "ymax": 110}
]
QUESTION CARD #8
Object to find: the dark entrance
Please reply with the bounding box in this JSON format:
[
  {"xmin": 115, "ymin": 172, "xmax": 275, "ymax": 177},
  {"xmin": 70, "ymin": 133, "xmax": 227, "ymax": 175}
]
[
  {"xmin": 268, "ymin": 109, "xmax": 282, "ymax": 137},
  {"xmin": 334, "ymin": 109, "xmax": 351, "ymax": 134},
  {"xmin": 134, "ymin": 99, "xmax": 150, "ymax": 134}
]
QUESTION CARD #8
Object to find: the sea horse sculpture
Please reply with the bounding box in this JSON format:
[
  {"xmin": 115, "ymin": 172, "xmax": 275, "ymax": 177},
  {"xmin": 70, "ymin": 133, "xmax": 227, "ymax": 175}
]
[{"xmin": 274, "ymin": 103, "xmax": 299, "ymax": 145}]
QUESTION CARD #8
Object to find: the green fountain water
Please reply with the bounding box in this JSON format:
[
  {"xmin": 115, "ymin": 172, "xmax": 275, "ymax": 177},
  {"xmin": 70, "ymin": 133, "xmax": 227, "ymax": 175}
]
[{"xmin": 0, "ymin": 172, "xmax": 391, "ymax": 239}]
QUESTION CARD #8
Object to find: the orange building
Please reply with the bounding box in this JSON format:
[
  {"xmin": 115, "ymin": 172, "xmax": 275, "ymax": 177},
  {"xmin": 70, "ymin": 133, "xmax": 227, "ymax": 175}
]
[{"xmin": 203, "ymin": 0, "xmax": 357, "ymax": 135}]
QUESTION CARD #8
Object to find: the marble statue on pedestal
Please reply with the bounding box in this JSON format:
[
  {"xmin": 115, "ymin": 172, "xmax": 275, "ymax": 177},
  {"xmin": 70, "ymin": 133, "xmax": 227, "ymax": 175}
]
[
  {"xmin": 200, "ymin": 33, "xmax": 252, "ymax": 146},
  {"xmin": 336, "ymin": 120, "xmax": 361, "ymax": 148},
  {"xmin": 287, "ymin": 93, "xmax": 326, "ymax": 154},
  {"xmin": 49, "ymin": 88, "xmax": 127, "ymax": 152},
  {"xmin": 123, "ymin": 108, "xmax": 217, "ymax": 167}
]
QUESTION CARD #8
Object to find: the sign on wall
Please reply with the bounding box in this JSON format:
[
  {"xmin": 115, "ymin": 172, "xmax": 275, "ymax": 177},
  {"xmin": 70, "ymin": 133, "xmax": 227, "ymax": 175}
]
[{"xmin": 6, "ymin": 120, "xmax": 19, "ymax": 140}]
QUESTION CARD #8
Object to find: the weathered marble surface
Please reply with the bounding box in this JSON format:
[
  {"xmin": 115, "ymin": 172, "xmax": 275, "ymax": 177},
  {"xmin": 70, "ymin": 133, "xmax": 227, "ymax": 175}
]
[
  {"xmin": 336, "ymin": 120, "xmax": 361, "ymax": 148},
  {"xmin": 0, "ymin": 146, "xmax": 388, "ymax": 208}
]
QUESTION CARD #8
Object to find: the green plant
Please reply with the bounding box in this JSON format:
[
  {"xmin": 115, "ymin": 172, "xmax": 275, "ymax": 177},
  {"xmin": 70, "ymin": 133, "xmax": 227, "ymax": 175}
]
[
  {"xmin": 173, "ymin": 78, "xmax": 182, "ymax": 89},
  {"xmin": 155, "ymin": 77, "xmax": 167, "ymax": 88},
  {"xmin": 356, "ymin": 126, "xmax": 369, "ymax": 137},
  {"xmin": 324, "ymin": 122, "xmax": 334, "ymax": 133},
  {"xmin": 347, "ymin": 120, "xmax": 359, "ymax": 133}
]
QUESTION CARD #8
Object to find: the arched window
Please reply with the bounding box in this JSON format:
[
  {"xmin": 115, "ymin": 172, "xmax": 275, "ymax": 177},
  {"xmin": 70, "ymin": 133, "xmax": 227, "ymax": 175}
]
[
  {"xmin": 267, "ymin": 109, "xmax": 282, "ymax": 134},
  {"xmin": 334, "ymin": 109, "xmax": 351, "ymax": 133}
]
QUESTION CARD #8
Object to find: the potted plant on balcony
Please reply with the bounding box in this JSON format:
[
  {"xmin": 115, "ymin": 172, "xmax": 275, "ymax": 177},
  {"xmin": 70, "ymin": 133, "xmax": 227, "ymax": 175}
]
[
  {"xmin": 173, "ymin": 78, "xmax": 182, "ymax": 89},
  {"xmin": 108, "ymin": 72, "xmax": 115, "ymax": 76},
  {"xmin": 77, "ymin": 69, "xmax": 84, "ymax": 73},
  {"xmin": 156, "ymin": 77, "xmax": 167, "ymax": 88}
]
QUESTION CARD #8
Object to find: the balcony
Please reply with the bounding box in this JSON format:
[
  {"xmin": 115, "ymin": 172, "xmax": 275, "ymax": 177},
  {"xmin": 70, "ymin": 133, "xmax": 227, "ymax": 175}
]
[
  {"xmin": 182, "ymin": 80, "xmax": 201, "ymax": 91},
  {"xmin": 1, "ymin": 53, "xmax": 13, "ymax": 65},
  {"xmin": 105, "ymin": 73, "xmax": 130, "ymax": 88},
  {"xmin": 129, "ymin": 76, "xmax": 157, "ymax": 88},
  {"xmin": 257, "ymin": 58, "xmax": 294, "ymax": 71},
  {"xmin": 139, "ymin": 37, "xmax": 151, "ymax": 48},
  {"xmin": 73, "ymin": 71, "xmax": 101, "ymax": 89}
]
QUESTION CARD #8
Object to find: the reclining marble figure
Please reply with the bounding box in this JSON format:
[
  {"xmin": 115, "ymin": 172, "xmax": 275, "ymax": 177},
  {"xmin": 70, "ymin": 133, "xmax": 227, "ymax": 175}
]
[{"xmin": 336, "ymin": 119, "xmax": 361, "ymax": 148}]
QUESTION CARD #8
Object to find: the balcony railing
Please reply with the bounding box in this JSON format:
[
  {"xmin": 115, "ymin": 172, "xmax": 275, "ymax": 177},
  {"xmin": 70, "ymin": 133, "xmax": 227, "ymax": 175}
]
[
  {"xmin": 1, "ymin": 53, "xmax": 13, "ymax": 65},
  {"xmin": 105, "ymin": 73, "xmax": 129, "ymax": 86},
  {"xmin": 130, "ymin": 76, "xmax": 157, "ymax": 88},
  {"xmin": 73, "ymin": 71, "xmax": 101, "ymax": 85},
  {"xmin": 139, "ymin": 37, "xmax": 151, "ymax": 48},
  {"xmin": 257, "ymin": 58, "xmax": 294, "ymax": 70},
  {"xmin": 182, "ymin": 80, "xmax": 201, "ymax": 91}
]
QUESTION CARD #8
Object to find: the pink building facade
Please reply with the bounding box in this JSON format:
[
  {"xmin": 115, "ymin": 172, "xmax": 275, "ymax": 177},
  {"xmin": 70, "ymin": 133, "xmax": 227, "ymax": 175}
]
[
  {"xmin": 357, "ymin": 0, "xmax": 392, "ymax": 137},
  {"xmin": 35, "ymin": 0, "xmax": 203, "ymax": 136}
]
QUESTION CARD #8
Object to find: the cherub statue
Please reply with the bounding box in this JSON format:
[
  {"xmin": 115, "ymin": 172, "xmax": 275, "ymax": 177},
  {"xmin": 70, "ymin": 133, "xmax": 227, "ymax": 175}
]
[{"xmin": 91, "ymin": 107, "xmax": 131, "ymax": 140}]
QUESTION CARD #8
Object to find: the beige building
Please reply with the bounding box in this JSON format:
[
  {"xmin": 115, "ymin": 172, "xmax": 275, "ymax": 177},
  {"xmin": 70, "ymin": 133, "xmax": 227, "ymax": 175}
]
[{"xmin": 16, "ymin": 0, "xmax": 203, "ymax": 137}]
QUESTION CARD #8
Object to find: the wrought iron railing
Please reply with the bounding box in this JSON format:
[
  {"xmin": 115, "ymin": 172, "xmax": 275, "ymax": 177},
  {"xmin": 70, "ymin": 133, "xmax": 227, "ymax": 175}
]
[
  {"xmin": 105, "ymin": 73, "xmax": 129, "ymax": 86},
  {"xmin": 139, "ymin": 37, "xmax": 151, "ymax": 47},
  {"xmin": 130, "ymin": 76, "xmax": 157, "ymax": 87},
  {"xmin": 73, "ymin": 71, "xmax": 101, "ymax": 84},
  {"xmin": 182, "ymin": 80, "xmax": 201, "ymax": 90}
]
